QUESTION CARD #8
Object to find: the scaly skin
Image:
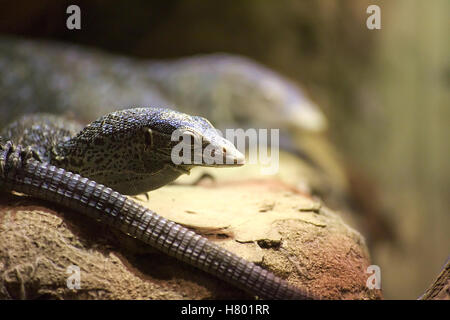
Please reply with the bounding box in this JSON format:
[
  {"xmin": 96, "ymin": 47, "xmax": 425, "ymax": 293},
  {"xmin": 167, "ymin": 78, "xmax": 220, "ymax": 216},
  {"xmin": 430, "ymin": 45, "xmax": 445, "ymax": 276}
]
[{"xmin": 0, "ymin": 107, "xmax": 317, "ymax": 300}]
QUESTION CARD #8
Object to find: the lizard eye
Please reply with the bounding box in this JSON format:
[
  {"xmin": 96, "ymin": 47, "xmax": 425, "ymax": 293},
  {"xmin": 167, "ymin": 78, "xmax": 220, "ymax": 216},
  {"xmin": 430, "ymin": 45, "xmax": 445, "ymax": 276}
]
[{"xmin": 144, "ymin": 128, "xmax": 153, "ymax": 147}]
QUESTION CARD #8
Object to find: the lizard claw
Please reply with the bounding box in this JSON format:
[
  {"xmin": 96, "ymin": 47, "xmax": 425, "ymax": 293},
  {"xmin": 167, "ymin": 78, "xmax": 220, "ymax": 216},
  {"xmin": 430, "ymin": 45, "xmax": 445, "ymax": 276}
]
[{"xmin": 0, "ymin": 141, "xmax": 41, "ymax": 179}]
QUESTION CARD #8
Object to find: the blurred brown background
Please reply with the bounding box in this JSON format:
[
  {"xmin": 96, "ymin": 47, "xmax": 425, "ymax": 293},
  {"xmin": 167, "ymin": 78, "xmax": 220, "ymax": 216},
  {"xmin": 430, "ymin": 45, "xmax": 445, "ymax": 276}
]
[{"xmin": 0, "ymin": 0, "xmax": 448, "ymax": 299}]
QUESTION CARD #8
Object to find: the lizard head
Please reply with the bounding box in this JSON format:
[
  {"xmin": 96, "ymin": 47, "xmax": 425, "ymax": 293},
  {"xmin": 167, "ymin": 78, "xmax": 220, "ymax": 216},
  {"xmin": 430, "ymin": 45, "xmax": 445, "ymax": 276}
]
[
  {"xmin": 169, "ymin": 114, "xmax": 246, "ymax": 168},
  {"xmin": 58, "ymin": 107, "xmax": 244, "ymax": 195}
]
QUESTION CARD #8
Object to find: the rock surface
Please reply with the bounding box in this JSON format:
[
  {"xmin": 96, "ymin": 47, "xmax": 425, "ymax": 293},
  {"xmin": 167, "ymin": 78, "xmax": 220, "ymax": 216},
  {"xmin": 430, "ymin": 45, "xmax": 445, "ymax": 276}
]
[{"xmin": 0, "ymin": 177, "xmax": 381, "ymax": 300}]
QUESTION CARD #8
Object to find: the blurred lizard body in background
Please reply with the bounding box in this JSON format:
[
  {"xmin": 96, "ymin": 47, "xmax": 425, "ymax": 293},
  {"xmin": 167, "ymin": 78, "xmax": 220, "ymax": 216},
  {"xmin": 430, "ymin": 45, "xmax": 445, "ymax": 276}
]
[{"xmin": 0, "ymin": 37, "xmax": 326, "ymax": 133}]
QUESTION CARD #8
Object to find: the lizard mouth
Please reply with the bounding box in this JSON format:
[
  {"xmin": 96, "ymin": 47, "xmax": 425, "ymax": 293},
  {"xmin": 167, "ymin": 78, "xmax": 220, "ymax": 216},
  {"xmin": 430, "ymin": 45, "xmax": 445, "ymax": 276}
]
[
  {"xmin": 223, "ymin": 148, "xmax": 245, "ymax": 166},
  {"xmin": 195, "ymin": 145, "xmax": 245, "ymax": 167}
]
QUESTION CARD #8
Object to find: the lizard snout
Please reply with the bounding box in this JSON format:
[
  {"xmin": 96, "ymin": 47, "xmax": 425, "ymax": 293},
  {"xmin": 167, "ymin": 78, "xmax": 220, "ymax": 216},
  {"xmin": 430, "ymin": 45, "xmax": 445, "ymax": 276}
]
[{"xmin": 222, "ymin": 145, "xmax": 245, "ymax": 166}]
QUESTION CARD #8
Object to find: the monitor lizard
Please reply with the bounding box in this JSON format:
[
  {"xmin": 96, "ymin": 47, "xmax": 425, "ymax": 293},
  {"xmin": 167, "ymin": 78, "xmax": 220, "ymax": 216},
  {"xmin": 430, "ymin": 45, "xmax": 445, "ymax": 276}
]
[{"xmin": 0, "ymin": 107, "xmax": 317, "ymax": 300}]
